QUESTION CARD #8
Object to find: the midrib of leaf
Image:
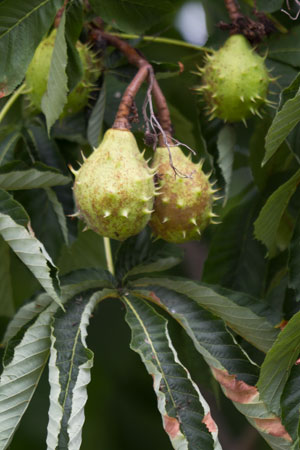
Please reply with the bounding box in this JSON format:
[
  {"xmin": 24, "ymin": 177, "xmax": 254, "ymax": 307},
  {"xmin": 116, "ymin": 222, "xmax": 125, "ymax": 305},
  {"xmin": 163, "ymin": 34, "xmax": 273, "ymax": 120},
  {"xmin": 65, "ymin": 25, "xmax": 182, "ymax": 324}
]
[
  {"xmin": 122, "ymin": 295, "xmax": 177, "ymax": 410},
  {"xmin": 59, "ymin": 325, "xmax": 81, "ymax": 413},
  {"xmin": 0, "ymin": 0, "xmax": 53, "ymax": 38}
]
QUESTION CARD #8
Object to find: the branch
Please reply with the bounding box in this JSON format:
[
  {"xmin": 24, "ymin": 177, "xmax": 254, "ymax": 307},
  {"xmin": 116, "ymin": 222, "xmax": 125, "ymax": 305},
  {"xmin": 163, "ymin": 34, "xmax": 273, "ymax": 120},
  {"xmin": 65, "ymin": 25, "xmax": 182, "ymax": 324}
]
[
  {"xmin": 224, "ymin": 0, "xmax": 242, "ymax": 22},
  {"xmin": 90, "ymin": 29, "xmax": 173, "ymax": 139}
]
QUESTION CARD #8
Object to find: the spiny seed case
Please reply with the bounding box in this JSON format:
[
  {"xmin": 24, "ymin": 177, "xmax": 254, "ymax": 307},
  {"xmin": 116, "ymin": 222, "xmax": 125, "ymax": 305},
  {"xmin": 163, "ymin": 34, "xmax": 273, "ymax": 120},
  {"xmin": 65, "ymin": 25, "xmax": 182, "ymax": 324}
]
[
  {"xmin": 197, "ymin": 34, "xmax": 271, "ymax": 123},
  {"xmin": 72, "ymin": 129, "xmax": 156, "ymax": 241},
  {"xmin": 150, "ymin": 146, "xmax": 217, "ymax": 243},
  {"xmin": 26, "ymin": 30, "xmax": 100, "ymax": 117}
]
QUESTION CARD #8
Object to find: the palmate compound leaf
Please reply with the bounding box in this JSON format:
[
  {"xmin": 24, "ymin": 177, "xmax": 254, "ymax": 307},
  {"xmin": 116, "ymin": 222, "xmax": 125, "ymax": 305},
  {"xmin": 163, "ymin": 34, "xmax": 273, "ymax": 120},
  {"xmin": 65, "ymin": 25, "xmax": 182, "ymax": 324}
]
[
  {"xmin": 132, "ymin": 277, "xmax": 278, "ymax": 353},
  {"xmin": 0, "ymin": 268, "xmax": 117, "ymax": 450},
  {"xmin": 254, "ymin": 170, "xmax": 300, "ymax": 258},
  {"xmin": 257, "ymin": 311, "xmax": 300, "ymax": 417},
  {"xmin": 0, "ymin": 0, "xmax": 64, "ymax": 97},
  {"xmin": 123, "ymin": 293, "xmax": 221, "ymax": 450},
  {"xmin": 0, "ymin": 189, "xmax": 63, "ymax": 308},
  {"xmin": 216, "ymin": 125, "xmax": 235, "ymax": 205},
  {"xmin": 47, "ymin": 288, "xmax": 116, "ymax": 450},
  {"xmin": 0, "ymin": 298, "xmax": 58, "ymax": 450},
  {"xmin": 131, "ymin": 286, "xmax": 294, "ymax": 449}
]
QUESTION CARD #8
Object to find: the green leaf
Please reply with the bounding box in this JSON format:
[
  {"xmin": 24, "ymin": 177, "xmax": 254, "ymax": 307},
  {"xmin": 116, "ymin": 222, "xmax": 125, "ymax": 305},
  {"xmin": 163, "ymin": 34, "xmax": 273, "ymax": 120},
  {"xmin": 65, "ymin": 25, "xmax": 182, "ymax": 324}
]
[
  {"xmin": 203, "ymin": 192, "xmax": 267, "ymax": 297},
  {"xmin": 288, "ymin": 214, "xmax": 300, "ymax": 300},
  {"xmin": 89, "ymin": 0, "xmax": 176, "ymax": 34},
  {"xmin": 0, "ymin": 189, "xmax": 63, "ymax": 308},
  {"xmin": 264, "ymin": 78, "xmax": 300, "ymax": 164},
  {"xmin": 65, "ymin": 0, "xmax": 84, "ymax": 92},
  {"xmin": 60, "ymin": 268, "xmax": 116, "ymax": 300},
  {"xmin": 0, "ymin": 236, "xmax": 14, "ymax": 317},
  {"xmin": 2, "ymin": 292, "xmax": 52, "ymax": 345},
  {"xmin": 115, "ymin": 227, "xmax": 182, "ymax": 282},
  {"xmin": 134, "ymin": 278, "xmax": 278, "ymax": 353},
  {"xmin": 281, "ymin": 365, "xmax": 300, "ymax": 442},
  {"xmin": 0, "ymin": 162, "xmax": 70, "ymax": 190},
  {"xmin": 133, "ymin": 287, "xmax": 259, "ymax": 384},
  {"xmin": 41, "ymin": 10, "xmax": 68, "ymax": 134},
  {"xmin": 0, "ymin": 300, "xmax": 58, "ymax": 449},
  {"xmin": 87, "ymin": 78, "xmax": 106, "ymax": 148},
  {"xmin": 45, "ymin": 188, "xmax": 69, "ymax": 245},
  {"xmin": 267, "ymin": 27, "xmax": 300, "ymax": 68},
  {"xmin": 47, "ymin": 289, "xmax": 107, "ymax": 450},
  {"xmin": 0, "ymin": 130, "xmax": 21, "ymax": 165},
  {"xmin": 217, "ymin": 125, "xmax": 235, "ymax": 205},
  {"xmin": 256, "ymin": 0, "xmax": 284, "ymax": 12},
  {"xmin": 0, "ymin": 0, "xmax": 64, "ymax": 97},
  {"xmin": 123, "ymin": 293, "xmax": 220, "ymax": 450},
  {"xmin": 257, "ymin": 311, "xmax": 300, "ymax": 416},
  {"xmin": 254, "ymin": 170, "xmax": 300, "ymax": 257},
  {"xmin": 58, "ymin": 229, "xmax": 107, "ymax": 275}
]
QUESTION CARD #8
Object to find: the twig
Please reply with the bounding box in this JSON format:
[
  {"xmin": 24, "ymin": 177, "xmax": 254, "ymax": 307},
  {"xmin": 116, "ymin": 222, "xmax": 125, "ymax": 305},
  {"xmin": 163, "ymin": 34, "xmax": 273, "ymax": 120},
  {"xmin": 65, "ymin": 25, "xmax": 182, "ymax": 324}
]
[
  {"xmin": 0, "ymin": 83, "xmax": 27, "ymax": 124},
  {"xmin": 224, "ymin": 0, "xmax": 242, "ymax": 21},
  {"xmin": 281, "ymin": 0, "xmax": 300, "ymax": 20}
]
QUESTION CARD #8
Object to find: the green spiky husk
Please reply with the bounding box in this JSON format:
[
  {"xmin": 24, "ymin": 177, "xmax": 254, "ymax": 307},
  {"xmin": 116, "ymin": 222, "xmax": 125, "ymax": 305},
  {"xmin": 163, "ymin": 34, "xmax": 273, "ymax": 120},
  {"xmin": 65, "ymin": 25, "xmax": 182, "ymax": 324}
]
[
  {"xmin": 73, "ymin": 129, "xmax": 155, "ymax": 241},
  {"xmin": 25, "ymin": 30, "xmax": 100, "ymax": 116},
  {"xmin": 198, "ymin": 34, "xmax": 270, "ymax": 122},
  {"xmin": 150, "ymin": 146, "xmax": 215, "ymax": 243}
]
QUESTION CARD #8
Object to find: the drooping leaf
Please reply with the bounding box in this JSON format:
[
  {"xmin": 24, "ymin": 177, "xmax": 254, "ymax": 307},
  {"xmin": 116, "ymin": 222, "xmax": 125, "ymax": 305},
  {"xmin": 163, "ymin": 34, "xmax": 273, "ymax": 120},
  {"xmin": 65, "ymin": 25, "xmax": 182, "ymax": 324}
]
[
  {"xmin": 264, "ymin": 78, "xmax": 300, "ymax": 164},
  {"xmin": 60, "ymin": 268, "xmax": 116, "ymax": 300},
  {"xmin": 87, "ymin": 78, "xmax": 106, "ymax": 148},
  {"xmin": 203, "ymin": 192, "xmax": 267, "ymax": 297},
  {"xmin": 41, "ymin": 10, "xmax": 68, "ymax": 134},
  {"xmin": 288, "ymin": 214, "xmax": 300, "ymax": 301},
  {"xmin": 2, "ymin": 292, "xmax": 52, "ymax": 345},
  {"xmin": 132, "ymin": 287, "xmax": 259, "ymax": 384},
  {"xmin": 0, "ymin": 130, "xmax": 21, "ymax": 165},
  {"xmin": 254, "ymin": 170, "xmax": 300, "ymax": 257},
  {"xmin": 65, "ymin": 0, "xmax": 84, "ymax": 92},
  {"xmin": 281, "ymin": 365, "xmax": 300, "ymax": 443},
  {"xmin": 123, "ymin": 293, "xmax": 220, "ymax": 450},
  {"xmin": 217, "ymin": 125, "xmax": 235, "ymax": 205},
  {"xmin": 45, "ymin": 188, "xmax": 69, "ymax": 245},
  {"xmin": 89, "ymin": 0, "xmax": 176, "ymax": 34},
  {"xmin": 257, "ymin": 311, "xmax": 300, "ymax": 416},
  {"xmin": 115, "ymin": 227, "xmax": 182, "ymax": 282},
  {"xmin": 0, "ymin": 236, "xmax": 14, "ymax": 317},
  {"xmin": 210, "ymin": 366, "xmax": 293, "ymax": 450},
  {"xmin": 0, "ymin": 161, "xmax": 70, "ymax": 190},
  {"xmin": 0, "ymin": 300, "xmax": 58, "ymax": 450},
  {"xmin": 0, "ymin": 189, "xmax": 63, "ymax": 308},
  {"xmin": 133, "ymin": 278, "xmax": 278, "ymax": 353},
  {"xmin": 0, "ymin": 0, "xmax": 64, "ymax": 97},
  {"xmin": 47, "ymin": 289, "xmax": 110, "ymax": 450}
]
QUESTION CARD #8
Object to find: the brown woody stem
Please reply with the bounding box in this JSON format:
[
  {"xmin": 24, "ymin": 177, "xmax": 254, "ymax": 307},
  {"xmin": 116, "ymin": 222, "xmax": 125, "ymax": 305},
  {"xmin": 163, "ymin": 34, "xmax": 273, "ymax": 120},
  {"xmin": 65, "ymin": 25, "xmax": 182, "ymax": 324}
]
[
  {"xmin": 224, "ymin": 0, "xmax": 242, "ymax": 21},
  {"xmin": 91, "ymin": 29, "xmax": 173, "ymax": 139}
]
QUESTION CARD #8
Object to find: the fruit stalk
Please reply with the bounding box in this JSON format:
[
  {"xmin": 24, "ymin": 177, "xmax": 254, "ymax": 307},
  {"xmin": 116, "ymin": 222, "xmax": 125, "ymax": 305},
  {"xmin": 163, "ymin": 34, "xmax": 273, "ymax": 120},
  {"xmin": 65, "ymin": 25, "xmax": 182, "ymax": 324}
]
[{"xmin": 91, "ymin": 29, "xmax": 173, "ymax": 139}]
